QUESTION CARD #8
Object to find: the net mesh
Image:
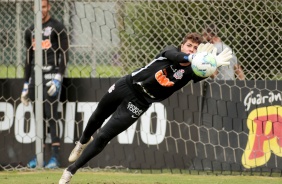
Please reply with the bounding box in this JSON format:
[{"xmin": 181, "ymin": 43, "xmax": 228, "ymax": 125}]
[
  {"xmin": 0, "ymin": 0, "xmax": 281, "ymax": 79},
  {"xmin": 0, "ymin": 0, "xmax": 282, "ymax": 174}
]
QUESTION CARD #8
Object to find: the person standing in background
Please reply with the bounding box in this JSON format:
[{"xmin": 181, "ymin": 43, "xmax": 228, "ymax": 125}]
[
  {"xmin": 21, "ymin": 0, "xmax": 69, "ymax": 169},
  {"xmin": 202, "ymin": 23, "xmax": 245, "ymax": 80}
]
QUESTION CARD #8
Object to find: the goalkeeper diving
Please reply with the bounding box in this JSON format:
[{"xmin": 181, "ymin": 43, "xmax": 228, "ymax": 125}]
[{"xmin": 59, "ymin": 32, "xmax": 232, "ymax": 183}]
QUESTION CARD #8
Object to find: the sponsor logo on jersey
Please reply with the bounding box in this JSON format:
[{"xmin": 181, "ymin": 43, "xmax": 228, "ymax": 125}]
[
  {"xmin": 131, "ymin": 115, "xmax": 138, "ymax": 119},
  {"xmin": 127, "ymin": 102, "xmax": 143, "ymax": 118},
  {"xmin": 155, "ymin": 67, "xmax": 185, "ymax": 87},
  {"xmin": 155, "ymin": 69, "xmax": 174, "ymax": 87},
  {"xmin": 32, "ymin": 39, "xmax": 52, "ymax": 50}
]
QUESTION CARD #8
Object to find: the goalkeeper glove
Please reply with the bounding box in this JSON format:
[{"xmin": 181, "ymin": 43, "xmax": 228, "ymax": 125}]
[
  {"xmin": 197, "ymin": 43, "xmax": 214, "ymax": 53},
  {"xmin": 21, "ymin": 82, "xmax": 30, "ymax": 106},
  {"xmin": 46, "ymin": 74, "xmax": 62, "ymax": 97},
  {"xmin": 212, "ymin": 47, "xmax": 233, "ymax": 67},
  {"xmin": 187, "ymin": 43, "xmax": 215, "ymax": 62}
]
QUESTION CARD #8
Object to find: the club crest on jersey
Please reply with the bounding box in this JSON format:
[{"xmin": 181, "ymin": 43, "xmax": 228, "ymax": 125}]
[
  {"xmin": 43, "ymin": 26, "xmax": 52, "ymax": 36},
  {"xmin": 173, "ymin": 69, "xmax": 185, "ymax": 79}
]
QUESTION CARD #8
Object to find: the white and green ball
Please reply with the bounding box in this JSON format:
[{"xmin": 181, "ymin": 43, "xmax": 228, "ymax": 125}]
[{"xmin": 191, "ymin": 52, "xmax": 217, "ymax": 78}]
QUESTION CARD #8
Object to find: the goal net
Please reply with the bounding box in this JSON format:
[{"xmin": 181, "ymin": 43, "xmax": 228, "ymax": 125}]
[{"xmin": 0, "ymin": 0, "xmax": 281, "ymax": 174}]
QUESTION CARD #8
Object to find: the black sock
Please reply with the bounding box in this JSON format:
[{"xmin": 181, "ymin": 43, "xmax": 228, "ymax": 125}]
[
  {"xmin": 67, "ymin": 163, "xmax": 79, "ymax": 175},
  {"xmin": 51, "ymin": 145, "xmax": 60, "ymax": 160},
  {"xmin": 80, "ymin": 135, "xmax": 91, "ymax": 144}
]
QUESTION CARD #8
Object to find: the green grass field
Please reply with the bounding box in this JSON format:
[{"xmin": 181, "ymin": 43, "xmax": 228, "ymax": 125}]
[{"xmin": 0, "ymin": 170, "xmax": 281, "ymax": 184}]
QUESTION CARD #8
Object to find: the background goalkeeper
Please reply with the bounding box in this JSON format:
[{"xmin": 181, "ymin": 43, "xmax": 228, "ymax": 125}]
[
  {"xmin": 20, "ymin": 0, "xmax": 69, "ymax": 169},
  {"xmin": 59, "ymin": 33, "xmax": 232, "ymax": 183}
]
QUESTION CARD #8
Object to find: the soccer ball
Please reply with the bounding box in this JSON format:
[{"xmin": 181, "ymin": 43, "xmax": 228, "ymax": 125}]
[{"xmin": 191, "ymin": 52, "xmax": 217, "ymax": 78}]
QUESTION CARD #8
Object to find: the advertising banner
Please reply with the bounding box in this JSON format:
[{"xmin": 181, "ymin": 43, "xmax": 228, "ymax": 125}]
[{"xmin": 0, "ymin": 79, "xmax": 282, "ymax": 171}]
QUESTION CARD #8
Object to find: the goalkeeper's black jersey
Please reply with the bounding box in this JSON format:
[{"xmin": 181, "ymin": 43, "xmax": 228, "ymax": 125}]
[
  {"xmin": 24, "ymin": 18, "xmax": 69, "ymax": 82},
  {"xmin": 127, "ymin": 45, "xmax": 205, "ymax": 103}
]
